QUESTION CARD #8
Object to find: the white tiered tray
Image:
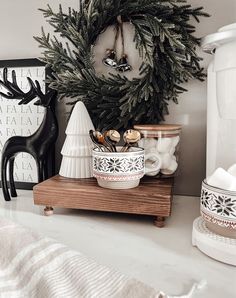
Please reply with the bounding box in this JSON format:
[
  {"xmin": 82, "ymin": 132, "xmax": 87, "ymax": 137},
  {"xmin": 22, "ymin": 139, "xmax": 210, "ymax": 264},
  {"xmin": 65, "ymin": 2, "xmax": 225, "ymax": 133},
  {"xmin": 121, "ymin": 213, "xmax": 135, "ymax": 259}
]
[{"xmin": 192, "ymin": 217, "xmax": 236, "ymax": 266}]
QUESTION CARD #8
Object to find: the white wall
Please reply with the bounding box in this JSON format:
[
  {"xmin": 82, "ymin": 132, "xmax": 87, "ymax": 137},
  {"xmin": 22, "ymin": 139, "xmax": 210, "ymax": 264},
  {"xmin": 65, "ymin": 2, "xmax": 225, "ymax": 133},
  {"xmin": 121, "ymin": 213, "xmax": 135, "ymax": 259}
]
[{"xmin": 0, "ymin": 0, "xmax": 236, "ymax": 196}]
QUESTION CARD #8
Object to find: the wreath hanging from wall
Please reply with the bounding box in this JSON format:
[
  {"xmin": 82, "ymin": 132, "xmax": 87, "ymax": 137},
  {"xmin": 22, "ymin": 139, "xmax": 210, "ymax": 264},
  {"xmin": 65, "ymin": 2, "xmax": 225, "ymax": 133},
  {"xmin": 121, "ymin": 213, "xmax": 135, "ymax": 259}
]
[{"xmin": 35, "ymin": 0, "xmax": 209, "ymax": 130}]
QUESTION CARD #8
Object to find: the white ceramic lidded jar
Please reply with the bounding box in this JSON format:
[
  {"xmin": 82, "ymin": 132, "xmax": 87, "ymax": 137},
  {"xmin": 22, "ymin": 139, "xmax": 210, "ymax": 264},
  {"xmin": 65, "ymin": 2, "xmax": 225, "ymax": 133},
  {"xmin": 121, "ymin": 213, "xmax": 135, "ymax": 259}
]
[
  {"xmin": 201, "ymin": 23, "xmax": 236, "ymax": 176},
  {"xmin": 133, "ymin": 124, "xmax": 181, "ymax": 177}
]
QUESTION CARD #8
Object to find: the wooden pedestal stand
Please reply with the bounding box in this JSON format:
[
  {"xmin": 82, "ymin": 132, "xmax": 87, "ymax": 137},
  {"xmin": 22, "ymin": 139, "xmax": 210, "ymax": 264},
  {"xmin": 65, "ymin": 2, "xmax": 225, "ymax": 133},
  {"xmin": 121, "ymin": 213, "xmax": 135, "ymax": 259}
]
[{"xmin": 33, "ymin": 175, "xmax": 174, "ymax": 227}]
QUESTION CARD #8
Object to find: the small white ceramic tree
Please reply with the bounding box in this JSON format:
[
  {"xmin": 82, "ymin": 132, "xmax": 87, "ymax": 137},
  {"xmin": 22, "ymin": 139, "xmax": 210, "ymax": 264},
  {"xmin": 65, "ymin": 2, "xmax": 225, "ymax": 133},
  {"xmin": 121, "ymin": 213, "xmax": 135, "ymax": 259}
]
[{"xmin": 59, "ymin": 101, "xmax": 95, "ymax": 178}]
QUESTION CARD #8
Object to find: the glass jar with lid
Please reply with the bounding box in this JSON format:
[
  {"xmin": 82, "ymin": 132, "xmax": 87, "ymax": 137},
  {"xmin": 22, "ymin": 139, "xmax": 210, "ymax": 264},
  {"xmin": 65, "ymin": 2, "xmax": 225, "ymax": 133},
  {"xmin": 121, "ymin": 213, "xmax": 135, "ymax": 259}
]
[{"xmin": 133, "ymin": 124, "xmax": 181, "ymax": 177}]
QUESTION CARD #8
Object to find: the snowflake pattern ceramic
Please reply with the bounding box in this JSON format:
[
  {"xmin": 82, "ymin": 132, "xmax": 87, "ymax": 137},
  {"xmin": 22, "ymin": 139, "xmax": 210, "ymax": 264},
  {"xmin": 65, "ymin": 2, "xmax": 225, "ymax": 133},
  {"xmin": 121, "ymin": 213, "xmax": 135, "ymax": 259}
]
[
  {"xmin": 200, "ymin": 180, "xmax": 236, "ymax": 229},
  {"xmin": 93, "ymin": 156, "xmax": 144, "ymax": 174},
  {"xmin": 92, "ymin": 147, "xmax": 145, "ymax": 189},
  {"xmin": 214, "ymin": 195, "xmax": 236, "ymax": 217}
]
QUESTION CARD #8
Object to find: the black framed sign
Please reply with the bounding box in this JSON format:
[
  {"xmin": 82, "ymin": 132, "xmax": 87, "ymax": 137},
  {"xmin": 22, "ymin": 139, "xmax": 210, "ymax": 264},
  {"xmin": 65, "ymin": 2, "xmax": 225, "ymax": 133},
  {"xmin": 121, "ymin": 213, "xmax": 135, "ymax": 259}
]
[{"xmin": 0, "ymin": 58, "xmax": 54, "ymax": 189}]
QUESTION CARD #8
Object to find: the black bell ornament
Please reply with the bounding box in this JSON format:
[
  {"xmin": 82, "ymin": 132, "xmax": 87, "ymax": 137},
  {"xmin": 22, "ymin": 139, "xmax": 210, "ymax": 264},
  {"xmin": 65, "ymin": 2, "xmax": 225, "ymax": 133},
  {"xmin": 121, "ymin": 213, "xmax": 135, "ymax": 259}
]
[
  {"xmin": 102, "ymin": 49, "xmax": 117, "ymax": 68},
  {"xmin": 117, "ymin": 54, "xmax": 132, "ymax": 72}
]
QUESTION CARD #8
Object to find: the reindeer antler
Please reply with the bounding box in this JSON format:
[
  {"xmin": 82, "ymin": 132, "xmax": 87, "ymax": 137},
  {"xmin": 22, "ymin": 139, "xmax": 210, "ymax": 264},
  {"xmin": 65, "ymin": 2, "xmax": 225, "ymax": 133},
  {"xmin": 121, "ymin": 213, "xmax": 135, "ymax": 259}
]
[
  {"xmin": 0, "ymin": 67, "xmax": 57, "ymax": 107},
  {"xmin": 31, "ymin": 80, "xmax": 57, "ymax": 107},
  {"xmin": 0, "ymin": 68, "xmax": 36, "ymax": 104}
]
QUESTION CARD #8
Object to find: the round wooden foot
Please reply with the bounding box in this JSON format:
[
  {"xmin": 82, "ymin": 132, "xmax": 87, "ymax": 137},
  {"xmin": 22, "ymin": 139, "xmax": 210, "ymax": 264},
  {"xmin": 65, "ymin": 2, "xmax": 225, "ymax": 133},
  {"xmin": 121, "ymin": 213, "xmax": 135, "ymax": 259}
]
[
  {"xmin": 154, "ymin": 216, "xmax": 165, "ymax": 228},
  {"xmin": 44, "ymin": 206, "xmax": 54, "ymax": 216}
]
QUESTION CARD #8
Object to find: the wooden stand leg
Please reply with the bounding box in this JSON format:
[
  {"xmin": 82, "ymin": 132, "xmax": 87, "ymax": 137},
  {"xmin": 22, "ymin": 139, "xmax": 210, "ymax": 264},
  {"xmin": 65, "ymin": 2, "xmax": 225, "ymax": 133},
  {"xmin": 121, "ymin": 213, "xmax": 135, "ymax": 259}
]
[
  {"xmin": 44, "ymin": 206, "xmax": 54, "ymax": 216},
  {"xmin": 154, "ymin": 216, "xmax": 165, "ymax": 228}
]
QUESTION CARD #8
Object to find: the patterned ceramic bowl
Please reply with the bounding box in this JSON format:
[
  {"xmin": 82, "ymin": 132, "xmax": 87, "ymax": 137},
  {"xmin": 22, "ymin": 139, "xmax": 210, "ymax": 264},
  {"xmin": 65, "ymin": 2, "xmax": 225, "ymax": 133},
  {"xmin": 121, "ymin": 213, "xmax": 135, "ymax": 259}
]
[
  {"xmin": 200, "ymin": 180, "xmax": 236, "ymax": 234},
  {"xmin": 92, "ymin": 147, "xmax": 145, "ymax": 189}
]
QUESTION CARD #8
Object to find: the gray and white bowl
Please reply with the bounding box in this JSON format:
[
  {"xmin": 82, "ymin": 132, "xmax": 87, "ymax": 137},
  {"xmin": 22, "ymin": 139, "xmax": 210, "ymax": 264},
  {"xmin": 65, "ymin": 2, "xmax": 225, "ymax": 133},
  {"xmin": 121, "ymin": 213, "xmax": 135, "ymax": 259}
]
[
  {"xmin": 200, "ymin": 180, "xmax": 236, "ymax": 236},
  {"xmin": 92, "ymin": 147, "xmax": 145, "ymax": 189}
]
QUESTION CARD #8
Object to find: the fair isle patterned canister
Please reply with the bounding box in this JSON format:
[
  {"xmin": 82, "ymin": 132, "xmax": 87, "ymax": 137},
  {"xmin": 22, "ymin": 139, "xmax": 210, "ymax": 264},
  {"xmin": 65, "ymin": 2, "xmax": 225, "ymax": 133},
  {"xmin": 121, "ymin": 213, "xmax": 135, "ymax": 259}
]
[
  {"xmin": 200, "ymin": 180, "xmax": 236, "ymax": 233},
  {"xmin": 92, "ymin": 147, "xmax": 145, "ymax": 189}
]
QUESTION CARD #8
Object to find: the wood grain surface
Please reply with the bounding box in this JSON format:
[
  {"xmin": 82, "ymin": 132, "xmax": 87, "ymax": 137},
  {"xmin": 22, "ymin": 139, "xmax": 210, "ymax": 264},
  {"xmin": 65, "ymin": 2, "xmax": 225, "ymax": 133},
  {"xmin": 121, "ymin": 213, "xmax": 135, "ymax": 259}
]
[{"xmin": 33, "ymin": 175, "xmax": 174, "ymax": 219}]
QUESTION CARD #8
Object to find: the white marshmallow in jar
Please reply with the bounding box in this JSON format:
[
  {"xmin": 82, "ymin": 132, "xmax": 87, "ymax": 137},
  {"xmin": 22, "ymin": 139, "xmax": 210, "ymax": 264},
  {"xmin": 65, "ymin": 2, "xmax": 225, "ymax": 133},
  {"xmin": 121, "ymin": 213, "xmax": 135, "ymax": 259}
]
[{"xmin": 133, "ymin": 124, "xmax": 181, "ymax": 177}]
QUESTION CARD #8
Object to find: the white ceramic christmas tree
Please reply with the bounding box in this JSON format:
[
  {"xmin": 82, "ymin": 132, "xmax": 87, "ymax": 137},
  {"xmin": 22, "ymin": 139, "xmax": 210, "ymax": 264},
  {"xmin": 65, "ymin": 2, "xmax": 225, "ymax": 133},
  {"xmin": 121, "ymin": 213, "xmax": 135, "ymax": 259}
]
[{"xmin": 59, "ymin": 101, "xmax": 95, "ymax": 178}]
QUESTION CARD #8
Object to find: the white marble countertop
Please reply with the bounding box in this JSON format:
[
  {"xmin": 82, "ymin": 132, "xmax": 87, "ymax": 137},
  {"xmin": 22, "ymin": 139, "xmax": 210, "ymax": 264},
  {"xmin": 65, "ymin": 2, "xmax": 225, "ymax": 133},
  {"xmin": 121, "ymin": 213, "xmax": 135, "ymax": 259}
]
[{"xmin": 0, "ymin": 190, "xmax": 235, "ymax": 298}]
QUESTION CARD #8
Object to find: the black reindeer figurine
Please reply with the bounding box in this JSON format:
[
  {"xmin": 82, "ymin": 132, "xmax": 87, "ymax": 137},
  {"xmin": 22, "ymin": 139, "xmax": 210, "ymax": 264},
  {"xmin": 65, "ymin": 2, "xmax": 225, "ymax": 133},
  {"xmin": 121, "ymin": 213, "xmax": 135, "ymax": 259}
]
[{"xmin": 0, "ymin": 68, "xmax": 58, "ymax": 201}]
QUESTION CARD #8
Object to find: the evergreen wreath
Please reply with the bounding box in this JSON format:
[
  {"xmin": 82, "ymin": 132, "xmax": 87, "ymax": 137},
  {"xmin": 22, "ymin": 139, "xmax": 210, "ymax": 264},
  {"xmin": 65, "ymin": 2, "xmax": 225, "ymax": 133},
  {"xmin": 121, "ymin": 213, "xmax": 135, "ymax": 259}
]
[{"xmin": 35, "ymin": 0, "xmax": 209, "ymax": 130}]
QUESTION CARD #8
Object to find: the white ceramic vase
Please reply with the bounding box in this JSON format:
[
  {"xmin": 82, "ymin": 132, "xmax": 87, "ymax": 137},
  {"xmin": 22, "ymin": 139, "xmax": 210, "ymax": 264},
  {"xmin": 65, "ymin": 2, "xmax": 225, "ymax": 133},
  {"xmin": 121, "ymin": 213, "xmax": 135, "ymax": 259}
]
[{"xmin": 59, "ymin": 101, "xmax": 95, "ymax": 178}]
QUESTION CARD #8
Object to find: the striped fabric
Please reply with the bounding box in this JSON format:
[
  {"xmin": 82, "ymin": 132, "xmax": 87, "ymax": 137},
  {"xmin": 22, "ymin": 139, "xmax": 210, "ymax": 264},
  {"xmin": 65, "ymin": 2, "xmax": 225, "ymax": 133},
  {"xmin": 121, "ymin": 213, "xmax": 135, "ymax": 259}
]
[{"xmin": 0, "ymin": 218, "xmax": 205, "ymax": 298}]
